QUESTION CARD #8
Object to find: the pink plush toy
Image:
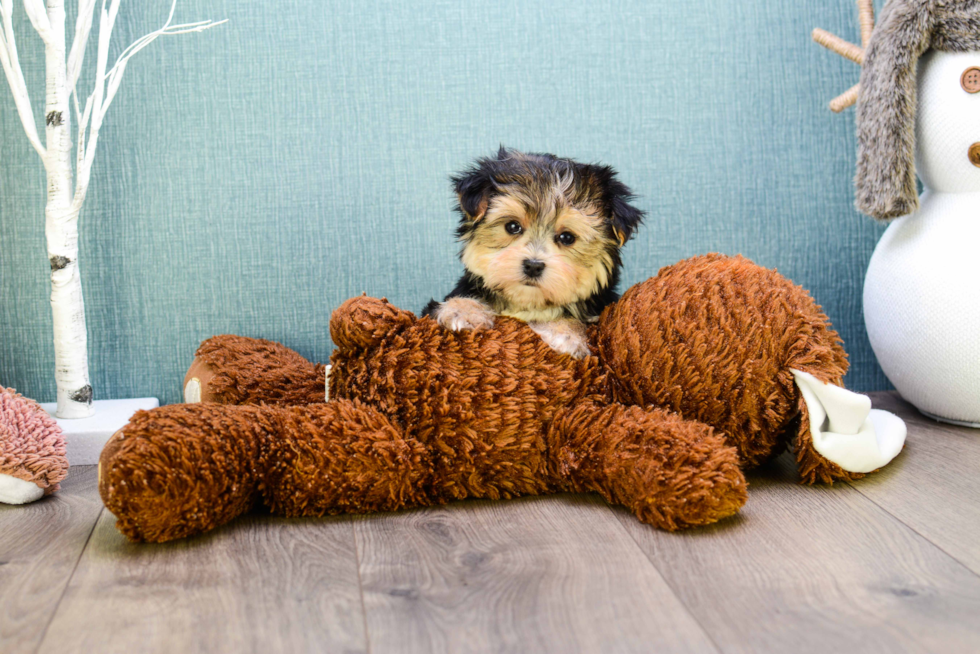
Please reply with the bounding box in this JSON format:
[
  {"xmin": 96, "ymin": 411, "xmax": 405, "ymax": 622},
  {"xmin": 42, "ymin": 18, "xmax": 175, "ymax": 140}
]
[{"xmin": 0, "ymin": 387, "xmax": 69, "ymax": 504}]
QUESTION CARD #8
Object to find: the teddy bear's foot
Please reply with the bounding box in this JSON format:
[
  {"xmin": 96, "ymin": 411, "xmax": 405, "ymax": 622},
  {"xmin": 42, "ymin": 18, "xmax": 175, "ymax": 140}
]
[
  {"xmin": 791, "ymin": 369, "xmax": 907, "ymax": 484},
  {"xmin": 183, "ymin": 335, "xmax": 327, "ymax": 406},
  {"xmin": 99, "ymin": 404, "xmax": 280, "ymax": 542},
  {"xmin": 551, "ymin": 401, "xmax": 747, "ymax": 530}
]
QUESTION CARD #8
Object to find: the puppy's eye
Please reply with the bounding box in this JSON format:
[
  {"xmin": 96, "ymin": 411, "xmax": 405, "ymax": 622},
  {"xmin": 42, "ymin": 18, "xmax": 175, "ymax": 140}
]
[
  {"xmin": 555, "ymin": 232, "xmax": 576, "ymax": 246},
  {"xmin": 504, "ymin": 221, "xmax": 523, "ymax": 235}
]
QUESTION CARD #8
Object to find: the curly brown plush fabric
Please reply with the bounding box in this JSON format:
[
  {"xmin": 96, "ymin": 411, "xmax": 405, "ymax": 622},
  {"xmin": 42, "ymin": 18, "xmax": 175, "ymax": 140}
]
[
  {"xmin": 329, "ymin": 300, "xmax": 610, "ymax": 502},
  {"xmin": 548, "ymin": 400, "xmax": 747, "ymax": 530},
  {"xmin": 594, "ymin": 254, "xmax": 851, "ymax": 482},
  {"xmin": 188, "ymin": 335, "xmax": 326, "ymax": 406},
  {"xmin": 100, "ymin": 255, "xmax": 861, "ymax": 543}
]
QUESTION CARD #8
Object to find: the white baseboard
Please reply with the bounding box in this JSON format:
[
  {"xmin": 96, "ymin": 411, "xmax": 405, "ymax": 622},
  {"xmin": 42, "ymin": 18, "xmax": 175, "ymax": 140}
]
[{"xmin": 41, "ymin": 398, "xmax": 160, "ymax": 465}]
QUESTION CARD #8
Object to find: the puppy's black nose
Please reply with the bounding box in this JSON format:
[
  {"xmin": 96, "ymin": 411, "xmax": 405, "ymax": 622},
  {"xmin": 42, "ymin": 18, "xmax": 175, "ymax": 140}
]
[{"xmin": 523, "ymin": 259, "xmax": 546, "ymax": 279}]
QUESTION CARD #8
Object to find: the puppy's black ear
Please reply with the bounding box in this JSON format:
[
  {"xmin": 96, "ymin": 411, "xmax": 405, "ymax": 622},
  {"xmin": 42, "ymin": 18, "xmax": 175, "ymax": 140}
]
[
  {"xmin": 609, "ymin": 186, "xmax": 645, "ymax": 246},
  {"xmin": 453, "ymin": 167, "xmax": 493, "ymax": 222},
  {"xmin": 452, "ymin": 156, "xmax": 503, "ymax": 224},
  {"xmin": 452, "ymin": 147, "xmax": 512, "ymax": 224},
  {"xmin": 589, "ymin": 165, "xmax": 645, "ymax": 246}
]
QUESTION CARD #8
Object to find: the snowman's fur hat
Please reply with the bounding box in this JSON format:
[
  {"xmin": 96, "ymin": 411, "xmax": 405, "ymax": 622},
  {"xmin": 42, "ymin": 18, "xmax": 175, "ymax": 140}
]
[{"xmin": 856, "ymin": 0, "xmax": 980, "ymax": 220}]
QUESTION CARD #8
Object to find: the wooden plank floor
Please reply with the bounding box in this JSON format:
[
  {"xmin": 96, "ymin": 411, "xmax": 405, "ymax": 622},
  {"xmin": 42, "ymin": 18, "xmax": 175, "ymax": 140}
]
[{"xmin": 1, "ymin": 391, "xmax": 978, "ymax": 654}]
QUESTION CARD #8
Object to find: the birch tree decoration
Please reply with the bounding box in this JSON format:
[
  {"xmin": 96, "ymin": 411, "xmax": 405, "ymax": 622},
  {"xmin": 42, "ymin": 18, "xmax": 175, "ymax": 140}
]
[{"xmin": 0, "ymin": 1, "xmax": 224, "ymax": 418}]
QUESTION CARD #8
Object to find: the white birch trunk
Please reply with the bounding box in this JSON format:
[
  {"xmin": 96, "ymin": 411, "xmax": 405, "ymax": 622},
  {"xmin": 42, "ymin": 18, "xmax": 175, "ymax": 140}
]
[
  {"xmin": 44, "ymin": 0, "xmax": 92, "ymax": 418},
  {"xmin": 2, "ymin": 0, "xmax": 223, "ymax": 419}
]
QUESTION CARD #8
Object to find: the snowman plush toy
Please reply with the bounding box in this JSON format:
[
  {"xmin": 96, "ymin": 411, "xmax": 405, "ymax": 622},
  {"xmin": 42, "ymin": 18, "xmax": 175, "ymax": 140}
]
[{"xmin": 818, "ymin": 0, "xmax": 980, "ymax": 426}]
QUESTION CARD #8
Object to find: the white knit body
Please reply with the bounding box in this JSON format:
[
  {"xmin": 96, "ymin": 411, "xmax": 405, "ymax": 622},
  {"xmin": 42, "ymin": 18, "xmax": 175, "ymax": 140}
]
[{"xmin": 864, "ymin": 50, "xmax": 980, "ymax": 426}]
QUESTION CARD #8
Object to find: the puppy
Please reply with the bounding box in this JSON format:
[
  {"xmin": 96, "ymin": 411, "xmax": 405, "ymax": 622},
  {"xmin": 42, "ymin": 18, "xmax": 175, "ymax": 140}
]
[{"xmin": 423, "ymin": 147, "xmax": 644, "ymax": 358}]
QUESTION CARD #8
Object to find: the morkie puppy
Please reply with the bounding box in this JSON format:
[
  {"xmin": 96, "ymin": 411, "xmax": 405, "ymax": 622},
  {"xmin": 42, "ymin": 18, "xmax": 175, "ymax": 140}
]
[{"xmin": 423, "ymin": 147, "xmax": 644, "ymax": 358}]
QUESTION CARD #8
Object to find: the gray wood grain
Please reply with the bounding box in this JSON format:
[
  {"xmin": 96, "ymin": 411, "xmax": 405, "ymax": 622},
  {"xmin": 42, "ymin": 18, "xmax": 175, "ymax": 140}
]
[
  {"xmin": 615, "ymin": 443, "xmax": 980, "ymax": 654},
  {"xmin": 38, "ymin": 510, "xmax": 368, "ymax": 654},
  {"xmin": 354, "ymin": 493, "xmax": 718, "ymax": 654},
  {"xmin": 0, "ymin": 466, "xmax": 103, "ymax": 654},
  {"xmin": 855, "ymin": 392, "xmax": 980, "ymax": 575}
]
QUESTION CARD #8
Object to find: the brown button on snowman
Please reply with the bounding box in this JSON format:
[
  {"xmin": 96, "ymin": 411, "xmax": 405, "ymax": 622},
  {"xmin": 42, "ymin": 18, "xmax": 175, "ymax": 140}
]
[
  {"xmin": 969, "ymin": 142, "xmax": 980, "ymax": 168},
  {"xmin": 963, "ymin": 66, "xmax": 980, "ymax": 93},
  {"xmin": 815, "ymin": 0, "xmax": 980, "ymax": 427}
]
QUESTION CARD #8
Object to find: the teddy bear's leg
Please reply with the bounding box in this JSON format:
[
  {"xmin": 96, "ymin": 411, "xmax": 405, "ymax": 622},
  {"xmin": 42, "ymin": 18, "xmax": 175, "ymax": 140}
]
[
  {"xmin": 183, "ymin": 335, "xmax": 327, "ymax": 406},
  {"xmin": 259, "ymin": 400, "xmax": 432, "ymax": 517},
  {"xmin": 548, "ymin": 401, "xmax": 748, "ymax": 530},
  {"xmin": 790, "ymin": 369, "xmax": 907, "ymax": 484},
  {"xmin": 99, "ymin": 403, "xmax": 281, "ymax": 542}
]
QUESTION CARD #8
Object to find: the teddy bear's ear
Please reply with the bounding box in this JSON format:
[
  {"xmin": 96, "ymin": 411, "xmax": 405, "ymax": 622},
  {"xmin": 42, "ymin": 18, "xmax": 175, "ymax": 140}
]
[{"xmin": 331, "ymin": 296, "xmax": 416, "ymax": 351}]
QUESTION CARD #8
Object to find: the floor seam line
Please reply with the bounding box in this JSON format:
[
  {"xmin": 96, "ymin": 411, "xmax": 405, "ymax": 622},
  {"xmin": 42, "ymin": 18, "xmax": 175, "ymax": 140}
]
[
  {"xmin": 845, "ymin": 481, "xmax": 980, "ymax": 580},
  {"xmin": 32, "ymin": 502, "xmax": 103, "ymax": 654},
  {"xmin": 351, "ymin": 518, "xmax": 373, "ymax": 654},
  {"xmin": 607, "ymin": 504, "xmax": 727, "ymax": 654}
]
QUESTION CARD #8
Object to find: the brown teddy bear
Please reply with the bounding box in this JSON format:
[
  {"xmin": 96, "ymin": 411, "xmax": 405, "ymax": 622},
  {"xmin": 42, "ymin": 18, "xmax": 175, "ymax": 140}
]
[{"xmin": 98, "ymin": 254, "xmax": 904, "ymax": 543}]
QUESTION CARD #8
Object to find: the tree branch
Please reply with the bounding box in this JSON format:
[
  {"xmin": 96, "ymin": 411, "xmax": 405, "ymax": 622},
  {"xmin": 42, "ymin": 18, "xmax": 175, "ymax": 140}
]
[
  {"xmin": 0, "ymin": 0, "xmax": 46, "ymax": 158},
  {"xmin": 72, "ymin": 0, "xmax": 113, "ymax": 208},
  {"xmin": 74, "ymin": 92, "xmax": 93, "ymax": 183},
  {"xmin": 72, "ymin": 0, "xmax": 225, "ymax": 209},
  {"xmin": 67, "ymin": 0, "xmax": 96, "ymax": 91},
  {"xmin": 101, "ymin": 3, "xmax": 226, "ymax": 112},
  {"xmin": 811, "ymin": 3, "xmax": 875, "ymax": 114},
  {"xmin": 22, "ymin": 0, "xmax": 53, "ymax": 45}
]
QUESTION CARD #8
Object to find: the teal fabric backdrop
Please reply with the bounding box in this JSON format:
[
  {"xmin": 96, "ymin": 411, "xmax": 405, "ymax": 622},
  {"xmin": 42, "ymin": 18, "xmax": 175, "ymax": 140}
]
[{"xmin": 0, "ymin": 0, "xmax": 890, "ymax": 406}]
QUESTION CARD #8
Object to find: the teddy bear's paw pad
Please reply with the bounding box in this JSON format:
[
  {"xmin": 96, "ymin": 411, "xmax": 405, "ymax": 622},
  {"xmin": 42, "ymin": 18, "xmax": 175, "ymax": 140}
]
[
  {"xmin": 0, "ymin": 473, "xmax": 45, "ymax": 504},
  {"xmin": 791, "ymin": 369, "xmax": 907, "ymax": 473},
  {"xmin": 184, "ymin": 377, "xmax": 202, "ymax": 403}
]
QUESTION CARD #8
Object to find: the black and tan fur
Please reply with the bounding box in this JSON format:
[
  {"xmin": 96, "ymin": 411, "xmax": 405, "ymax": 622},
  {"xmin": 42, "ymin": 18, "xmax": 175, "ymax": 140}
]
[{"xmin": 423, "ymin": 147, "xmax": 644, "ymax": 358}]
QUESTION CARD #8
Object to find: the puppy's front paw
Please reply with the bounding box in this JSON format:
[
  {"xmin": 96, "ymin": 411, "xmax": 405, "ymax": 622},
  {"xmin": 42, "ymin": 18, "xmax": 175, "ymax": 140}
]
[
  {"xmin": 529, "ymin": 320, "xmax": 591, "ymax": 359},
  {"xmin": 433, "ymin": 297, "xmax": 496, "ymax": 332}
]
